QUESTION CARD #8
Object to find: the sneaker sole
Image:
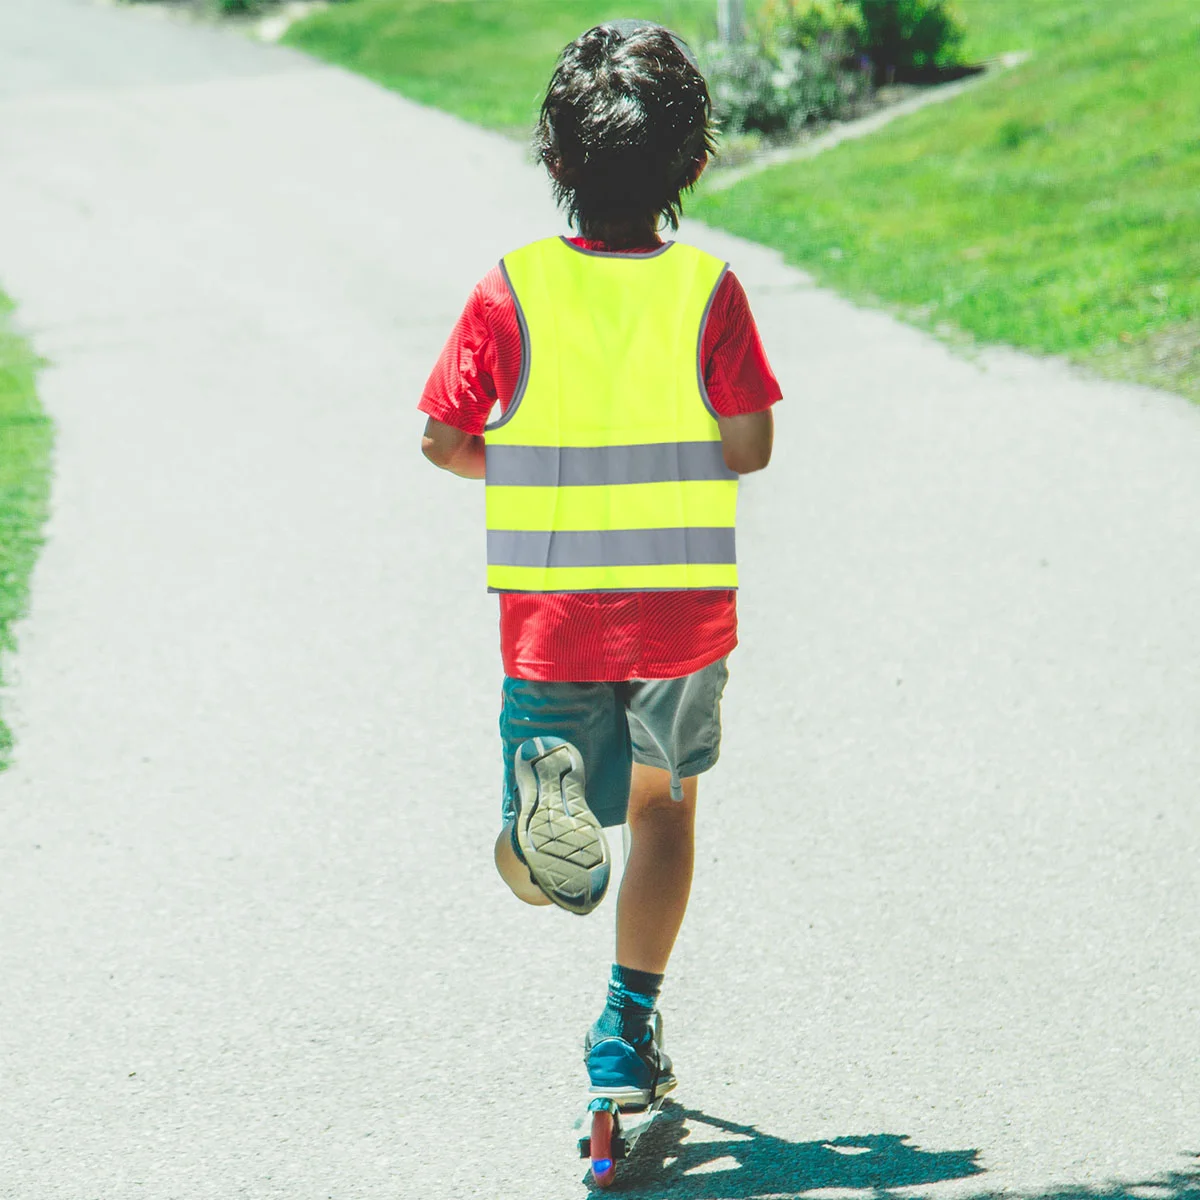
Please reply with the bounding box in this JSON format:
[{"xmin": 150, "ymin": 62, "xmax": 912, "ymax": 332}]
[
  {"xmin": 586, "ymin": 1075, "xmax": 678, "ymax": 1110},
  {"xmin": 514, "ymin": 738, "xmax": 610, "ymax": 916}
]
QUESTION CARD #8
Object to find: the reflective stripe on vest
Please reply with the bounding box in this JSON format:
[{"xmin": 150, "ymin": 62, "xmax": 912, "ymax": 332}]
[{"xmin": 485, "ymin": 237, "xmax": 736, "ymax": 593}]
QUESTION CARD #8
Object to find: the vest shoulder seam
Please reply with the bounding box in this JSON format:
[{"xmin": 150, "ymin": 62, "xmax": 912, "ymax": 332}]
[
  {"xmin": 697, "ymin": 263, "xmax": 731, "ymax": 421},
  {"xmin": 484, "ymin": 257, "xmax": 531, "ymax": 433}
]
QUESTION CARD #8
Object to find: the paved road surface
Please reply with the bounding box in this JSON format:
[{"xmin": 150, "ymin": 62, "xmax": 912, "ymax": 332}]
[{"xmin": 1, "ymin": 2, "xmax": 1198, "ymax": 1197}]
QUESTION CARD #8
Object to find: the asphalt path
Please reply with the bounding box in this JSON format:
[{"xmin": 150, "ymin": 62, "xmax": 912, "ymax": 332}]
[{"xmin": 1, "ymin": 2, "xmax": 1198, "ymax": 1197}]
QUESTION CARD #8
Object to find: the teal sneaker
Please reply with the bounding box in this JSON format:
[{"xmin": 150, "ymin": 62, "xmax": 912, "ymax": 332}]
[
  {"xmin": 513, "ymin": 737, "xmax": 610, "ymax": 916},
  {"xmin": 584, "ymin": 1014, "xmax": 677, "ymax": 1110}
]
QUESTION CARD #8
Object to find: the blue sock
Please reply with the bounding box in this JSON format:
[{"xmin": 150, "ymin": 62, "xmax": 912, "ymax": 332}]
[{"xmin": 590, "ymin": 964, "xmax": 663, "ymax": 1048}]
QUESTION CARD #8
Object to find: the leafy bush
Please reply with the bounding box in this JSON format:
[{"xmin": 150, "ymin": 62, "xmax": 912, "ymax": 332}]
[
  {"xmin": 704, "ymin": 43, "xmax": 792, "ymax": 137},
  {"xmin": 703, "ymin": 5, "xmax": 869, "ymax": 138},
  {"xmin": 762, "ymin": 0, "xmax": 865, "ymax": 55},
  {"xmin": 856, "ymin": 0, "xmax": 965, "ymax": 76},
  {"xmin": 703, "ymin": 0, "xmax": 967, "ymax": 139}
]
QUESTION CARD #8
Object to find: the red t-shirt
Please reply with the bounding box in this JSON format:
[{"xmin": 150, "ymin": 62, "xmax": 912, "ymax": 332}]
[{"xmin": 420, "ymin": 237, "xmax": 781, "ymax": 681}]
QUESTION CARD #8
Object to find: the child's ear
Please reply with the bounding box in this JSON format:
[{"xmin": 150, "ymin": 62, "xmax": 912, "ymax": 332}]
[{"xmin": 546, "ymin": 155, "xmax": 582, "ymax": 188}]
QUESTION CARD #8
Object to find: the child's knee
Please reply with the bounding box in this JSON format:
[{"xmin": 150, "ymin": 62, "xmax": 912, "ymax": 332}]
[
  {"xmin": 627, "ymin": 769, "xmax": 698, "ymax": 829},
  {"xmin": 630, "ymin": 762, "xmax": 696, "ymax": 799}
]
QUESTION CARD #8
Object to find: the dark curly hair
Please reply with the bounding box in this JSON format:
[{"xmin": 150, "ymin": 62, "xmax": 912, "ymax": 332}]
[{"xmin": 534, "ymin": 20, "xmax": 716, "ymax": 238}]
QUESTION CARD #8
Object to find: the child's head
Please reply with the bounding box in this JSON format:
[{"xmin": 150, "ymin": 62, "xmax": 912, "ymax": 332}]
[{"xmin": 535, "ymin": 20, "xmax": 715, "ymax": 239}]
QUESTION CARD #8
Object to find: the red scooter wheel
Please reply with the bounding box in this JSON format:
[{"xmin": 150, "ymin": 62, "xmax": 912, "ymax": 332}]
[{"xmin": 589, "ymin": 1107, "xmax": 618, "ymax": 1188}]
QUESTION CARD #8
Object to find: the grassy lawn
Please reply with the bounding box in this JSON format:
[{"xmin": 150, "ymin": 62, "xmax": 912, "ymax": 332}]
[
  {"xmin": 696, "ymin": 0, "xmax": 1200, "ymax": 399},
  {"xmin": 0, "ymin": 291, "xmax": 52, "ymax": 769},
  {"xmin": 285, "ymin": 0, "xmax": 715, "ymax": 136},
  {"xmin": 287, "ymin": 0, "xmax": 1200, "ymax": 399}
]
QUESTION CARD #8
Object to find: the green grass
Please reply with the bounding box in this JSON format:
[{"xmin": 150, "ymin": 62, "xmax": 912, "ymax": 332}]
[
  {"xmin": 695, "ymin": 0, "xmax": 1200, "ymax": 398},
  {"xmin": 286, "ymin": 0, "xmax": 1200, "ymax": 398},
  {"xmin": 285, "ymin": 0, "xmax": 715, "ymax": 136},
  {"xmin": 0, "ymin": 292, "xmax": 52, "ymax": 769}
]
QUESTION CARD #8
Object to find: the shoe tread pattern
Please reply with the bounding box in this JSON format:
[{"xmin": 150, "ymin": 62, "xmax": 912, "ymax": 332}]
[{"xmin": 528, "ymin": 755, "xmax": 605, "ymax": 870}]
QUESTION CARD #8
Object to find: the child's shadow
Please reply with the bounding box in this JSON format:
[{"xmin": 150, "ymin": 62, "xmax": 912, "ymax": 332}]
[{"xmin": 585, "ymin": 1101, "xmax": 984, "ymax": 1198}]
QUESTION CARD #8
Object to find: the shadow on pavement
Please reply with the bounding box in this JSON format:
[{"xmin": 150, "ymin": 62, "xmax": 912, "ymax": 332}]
[
  {"xmin": 583, "ymin": 1102, "xmax": 982, "ymax": 1197},
  {"xmin": 584, "ymin": 1103, "xmax": 1200, "ymax": 1200}
]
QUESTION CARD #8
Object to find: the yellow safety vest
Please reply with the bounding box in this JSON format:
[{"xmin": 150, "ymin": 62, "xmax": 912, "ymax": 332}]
[{"xmin": 485, "ymin": 237, "xmax": 737, "ymax": 593}]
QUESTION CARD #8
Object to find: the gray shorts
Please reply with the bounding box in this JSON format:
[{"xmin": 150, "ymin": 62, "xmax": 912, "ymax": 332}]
[{"xmin": 499, "ymin": 656, "xmax": 730, "ymax": 828}]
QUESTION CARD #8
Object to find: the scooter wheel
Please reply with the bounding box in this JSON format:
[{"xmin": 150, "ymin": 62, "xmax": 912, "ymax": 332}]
[{"xmin": 589, "ymin": 1106, "xmax": 618, "ymax": 1188}]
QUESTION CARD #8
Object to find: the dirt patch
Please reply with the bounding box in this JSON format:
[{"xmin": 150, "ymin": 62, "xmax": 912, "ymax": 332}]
[{"xmin": 1092, "ymin": 322, "xmax": 1200, "ymax": 403}]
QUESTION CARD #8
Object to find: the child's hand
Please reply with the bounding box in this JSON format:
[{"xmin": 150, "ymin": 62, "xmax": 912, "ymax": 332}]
[{"xmin": 421, "ymin": 417, "xmax": 486, "ymax": 479}]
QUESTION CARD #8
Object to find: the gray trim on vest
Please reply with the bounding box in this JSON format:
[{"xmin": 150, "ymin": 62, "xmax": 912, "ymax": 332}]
[
  {"xmin": 484, "ymin": 260, "xmax": 531, "ymax": 432},
  {"xmin": 488, "ymin": 527, "xmax": 736, "ymax": 569},
  {"xmin": 485, "ymin": 441, "xmax": 736, "ymax": 487},
  {"xmin": 557, "ymin": 236, "xmax": 676, "ymax": 259},
  {"xmin": 697, "ymin": 264, "xmax": 730, "ymax": 420}
]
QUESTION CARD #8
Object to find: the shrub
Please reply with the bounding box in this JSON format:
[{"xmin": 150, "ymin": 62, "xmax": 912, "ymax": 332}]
[
  {"xmin": 763, "ymin": 0, "xmax": 865, "ymax": 55},
  {"xmin": 856, "ymin": 0, "xmax": 965, "ymax": 77},
  {"xmin": 705, "ymin": 42, "xmax": 794, "ymax": 137},
  {"xmin": 703, "ymin": 5, "xmax": 869, "ymax": 138}
]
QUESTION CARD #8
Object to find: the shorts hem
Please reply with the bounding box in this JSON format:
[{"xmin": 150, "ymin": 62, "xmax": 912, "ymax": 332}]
[{"xmin": 631, "ymin": 748, "xmax": 721, "ymax": 778}]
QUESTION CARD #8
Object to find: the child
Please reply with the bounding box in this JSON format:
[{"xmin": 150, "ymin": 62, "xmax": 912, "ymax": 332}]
[{"xmin": 419, "ymin": 20, "xmax": 780, "ymax": 1107}]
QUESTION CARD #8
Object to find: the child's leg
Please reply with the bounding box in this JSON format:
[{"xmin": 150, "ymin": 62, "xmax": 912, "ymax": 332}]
[
  {"xmin": 584, "ymin": 658, "xmax": 728, "ymax": 1103},
  {"xmin": 612, "ymin": 657, "xmax": 727, "ymax": 972},
  {"xmin": 615, "ymin": 765, "xmax": 699, "ymax": 972},
  {"xmin": 495, "ymin": 678, "xmax": 632, "ymax": 913},
  {"xmin": 494, "ymin": 825, "xmax": 553, "ymax": 906},
  {"xmin": 585, "ymin": 763, "xmax": 698, "ymax": 1104}
]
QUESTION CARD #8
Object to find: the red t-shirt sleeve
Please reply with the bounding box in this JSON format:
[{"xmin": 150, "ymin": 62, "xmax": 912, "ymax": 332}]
[
  {"xmin": 418, "ymin": 266, "xmax": 520, "ymax": 436},
  {"xmin": 418, "ymin": 259, "xmax": 781, "ymax": 434},
  {"xmin": 702, "ymin": 270, "xmax": 783, "ymax": 417}
]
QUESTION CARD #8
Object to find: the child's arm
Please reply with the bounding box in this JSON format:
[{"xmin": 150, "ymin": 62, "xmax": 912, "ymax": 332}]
[
  {"xmin": 421, "ymin": 417, "xmax": 486, "ymax": 480},
  {"xmin": 718, "ymin": 411, "xmax": 773, "ymax": 474},
  {"xmin": 703, "ymin": 270, "xmax": 780, "ymax": 475},
  {"xmin": 419, "ymin": 270, "xmax": 513, "ymax": 480}
]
